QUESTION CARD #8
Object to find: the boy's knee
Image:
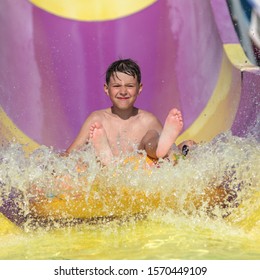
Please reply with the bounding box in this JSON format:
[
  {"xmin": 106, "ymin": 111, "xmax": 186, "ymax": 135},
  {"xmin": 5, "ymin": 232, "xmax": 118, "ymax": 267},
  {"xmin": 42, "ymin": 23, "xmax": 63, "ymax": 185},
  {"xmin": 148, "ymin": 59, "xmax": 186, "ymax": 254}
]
[{"xmin": 143, "ymin": 129, "xmax": 159, "ymax": 141}]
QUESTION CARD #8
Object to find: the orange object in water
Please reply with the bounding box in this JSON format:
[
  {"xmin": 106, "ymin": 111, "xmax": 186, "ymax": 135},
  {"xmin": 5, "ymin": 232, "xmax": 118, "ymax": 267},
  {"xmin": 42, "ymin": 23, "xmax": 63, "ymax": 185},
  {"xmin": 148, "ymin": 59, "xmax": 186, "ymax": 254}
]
[{"xmin": 29, "ymin": 157, "xmax": 231, "ymax": 220}]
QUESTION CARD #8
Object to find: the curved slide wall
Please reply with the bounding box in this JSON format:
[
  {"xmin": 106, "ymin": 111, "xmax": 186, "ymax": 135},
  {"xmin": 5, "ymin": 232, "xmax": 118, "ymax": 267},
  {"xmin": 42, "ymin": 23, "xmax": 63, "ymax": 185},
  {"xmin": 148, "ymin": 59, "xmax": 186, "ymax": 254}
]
[{"xmin": 0, "ymin": 0, "xmax": 259, "ymax": 153}]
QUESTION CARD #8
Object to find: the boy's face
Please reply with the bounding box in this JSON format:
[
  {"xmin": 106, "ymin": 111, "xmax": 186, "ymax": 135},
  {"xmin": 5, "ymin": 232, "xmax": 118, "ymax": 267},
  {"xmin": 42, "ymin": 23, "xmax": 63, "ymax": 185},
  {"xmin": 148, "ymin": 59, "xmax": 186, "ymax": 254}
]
[{"xmin": 104, "ymin": 71, "xmax": 142, "ymax": 110}]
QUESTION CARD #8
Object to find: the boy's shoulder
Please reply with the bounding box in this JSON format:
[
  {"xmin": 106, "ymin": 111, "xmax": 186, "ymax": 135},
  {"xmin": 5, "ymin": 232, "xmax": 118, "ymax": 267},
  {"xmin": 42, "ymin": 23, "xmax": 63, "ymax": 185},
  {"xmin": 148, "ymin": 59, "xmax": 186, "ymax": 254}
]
[
  {"xmin": 83, "ymin": 108, "xmax": 110, "ymax": 124},
  {"xmin": 89, "ymin": 108, "xmax": 110, "ymax": 117},
  {"xmin": 138, "ymin": 109, "xmax": 158, "ymax": 119},
  {"xmin": 137, "ymin": 109, "xmax": 162, "ymax": 127}
]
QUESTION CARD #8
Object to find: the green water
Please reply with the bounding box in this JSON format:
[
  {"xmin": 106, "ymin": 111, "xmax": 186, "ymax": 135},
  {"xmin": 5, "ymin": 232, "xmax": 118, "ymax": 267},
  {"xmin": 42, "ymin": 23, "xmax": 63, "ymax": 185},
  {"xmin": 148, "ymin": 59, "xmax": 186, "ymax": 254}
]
[{"xmin": 1, "ymin": 212, "xmax": 260, "ymax": 260}]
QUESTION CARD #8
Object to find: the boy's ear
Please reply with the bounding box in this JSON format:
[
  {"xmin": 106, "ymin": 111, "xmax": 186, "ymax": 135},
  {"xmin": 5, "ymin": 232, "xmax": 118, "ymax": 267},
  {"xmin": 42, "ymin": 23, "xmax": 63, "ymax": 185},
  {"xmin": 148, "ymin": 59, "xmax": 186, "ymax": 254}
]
[
  {"xmin": 138, "ymin": 83, "xmax": 143, "ymax": 95},
  {"xmin": 104, "ymin": 83, "xmax": 109, "ymax": 95}
]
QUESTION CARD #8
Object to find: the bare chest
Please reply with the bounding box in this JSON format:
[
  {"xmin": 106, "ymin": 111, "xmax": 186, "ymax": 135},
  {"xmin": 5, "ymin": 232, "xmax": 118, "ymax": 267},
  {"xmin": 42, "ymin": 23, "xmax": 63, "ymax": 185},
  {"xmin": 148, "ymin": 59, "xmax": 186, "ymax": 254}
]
[{"xmin": 103, "ymin": 118, "xmax": 145, "ymax": 153}]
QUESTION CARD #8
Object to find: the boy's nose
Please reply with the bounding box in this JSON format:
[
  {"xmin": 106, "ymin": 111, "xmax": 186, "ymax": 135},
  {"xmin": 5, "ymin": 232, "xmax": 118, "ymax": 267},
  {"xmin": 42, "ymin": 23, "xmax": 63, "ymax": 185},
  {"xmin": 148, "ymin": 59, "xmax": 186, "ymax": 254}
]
[{"xmin": 120, "ymin": 87, "xmax": 128, "ymax": 94}]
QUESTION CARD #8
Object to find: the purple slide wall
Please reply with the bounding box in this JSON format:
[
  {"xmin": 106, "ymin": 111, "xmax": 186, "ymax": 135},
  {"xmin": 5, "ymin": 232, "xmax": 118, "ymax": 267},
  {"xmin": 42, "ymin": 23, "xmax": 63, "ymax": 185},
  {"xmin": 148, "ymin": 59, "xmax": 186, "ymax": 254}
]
[{"xmin": 0, "ymin": 0, "xmax": 259, "ymax": 151}]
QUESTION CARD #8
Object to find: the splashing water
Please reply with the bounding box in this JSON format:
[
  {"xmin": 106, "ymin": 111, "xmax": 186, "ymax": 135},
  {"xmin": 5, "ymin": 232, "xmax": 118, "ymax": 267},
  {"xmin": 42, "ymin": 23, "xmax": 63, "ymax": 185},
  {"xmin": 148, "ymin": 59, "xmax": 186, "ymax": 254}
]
[{"xmin": 0, "ymin": 130, "xmax": 259, "ymax": 259}]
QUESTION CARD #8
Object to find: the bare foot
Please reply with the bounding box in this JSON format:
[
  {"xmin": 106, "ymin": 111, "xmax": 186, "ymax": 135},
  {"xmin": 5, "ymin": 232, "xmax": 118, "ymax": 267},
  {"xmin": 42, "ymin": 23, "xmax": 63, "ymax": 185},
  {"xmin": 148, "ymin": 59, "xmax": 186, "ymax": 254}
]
[
  {"xmin": 89, "ymin": 122, "xmax": 113, "ymax": 165},
  {"xmin": 156, "ymin": 108, "xmax": 183, "ymax": 158}
]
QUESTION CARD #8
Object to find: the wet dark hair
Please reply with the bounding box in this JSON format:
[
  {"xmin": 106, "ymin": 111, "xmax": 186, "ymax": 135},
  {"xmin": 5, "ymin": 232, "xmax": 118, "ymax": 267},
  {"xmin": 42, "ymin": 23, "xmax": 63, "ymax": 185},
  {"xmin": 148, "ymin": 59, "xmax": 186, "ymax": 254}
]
[{"xmin": 105, "ymin": 58, "xmax": 141, "ymax": 85}]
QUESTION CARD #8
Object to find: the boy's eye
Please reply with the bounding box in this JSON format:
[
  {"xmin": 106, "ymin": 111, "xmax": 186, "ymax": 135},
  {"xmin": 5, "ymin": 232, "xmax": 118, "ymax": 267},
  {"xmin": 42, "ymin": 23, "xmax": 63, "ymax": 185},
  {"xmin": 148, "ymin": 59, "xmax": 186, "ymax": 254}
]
[{"xmin": 112, "ymin": 84, "xmax": 134, "ymax": 88}]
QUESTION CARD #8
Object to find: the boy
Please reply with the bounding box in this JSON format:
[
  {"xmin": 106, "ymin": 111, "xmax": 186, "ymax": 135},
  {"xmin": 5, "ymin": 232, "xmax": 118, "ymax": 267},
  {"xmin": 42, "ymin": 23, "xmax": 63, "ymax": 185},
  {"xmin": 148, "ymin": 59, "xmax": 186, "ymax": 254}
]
[{"xmin": 66, "ymin": 59, "xmax": 187, "ymax": 165}]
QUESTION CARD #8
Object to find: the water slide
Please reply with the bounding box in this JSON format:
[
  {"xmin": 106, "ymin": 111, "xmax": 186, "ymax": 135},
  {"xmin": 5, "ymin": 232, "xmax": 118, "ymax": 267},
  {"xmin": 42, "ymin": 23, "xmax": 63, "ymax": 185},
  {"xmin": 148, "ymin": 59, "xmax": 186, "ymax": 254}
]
[
  {"xmin": 0, "ymin": 3, "xmax": 260, "ymax": 263},
  {"xmin": 1, "ymin": 0, "xmax": 259, "ymax": 154}
]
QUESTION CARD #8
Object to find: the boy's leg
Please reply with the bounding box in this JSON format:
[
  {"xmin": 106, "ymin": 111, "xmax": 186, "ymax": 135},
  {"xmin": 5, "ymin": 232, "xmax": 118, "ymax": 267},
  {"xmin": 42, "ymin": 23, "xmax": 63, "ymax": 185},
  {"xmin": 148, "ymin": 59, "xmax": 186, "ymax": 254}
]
[
  {"xmin": 138, "ymin": 130, "xmax": 160, "ymax": 159},
  {"xmin": 139, "ymin": 109, "xmax": 184, "ymax": 160},
  {"xmin": 156, "ymin": 108, "xmax": 183, "ymax": 158},
  {"xmin": 89, "ymin": 122, "xmax": 113, "ymax": 165}
]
